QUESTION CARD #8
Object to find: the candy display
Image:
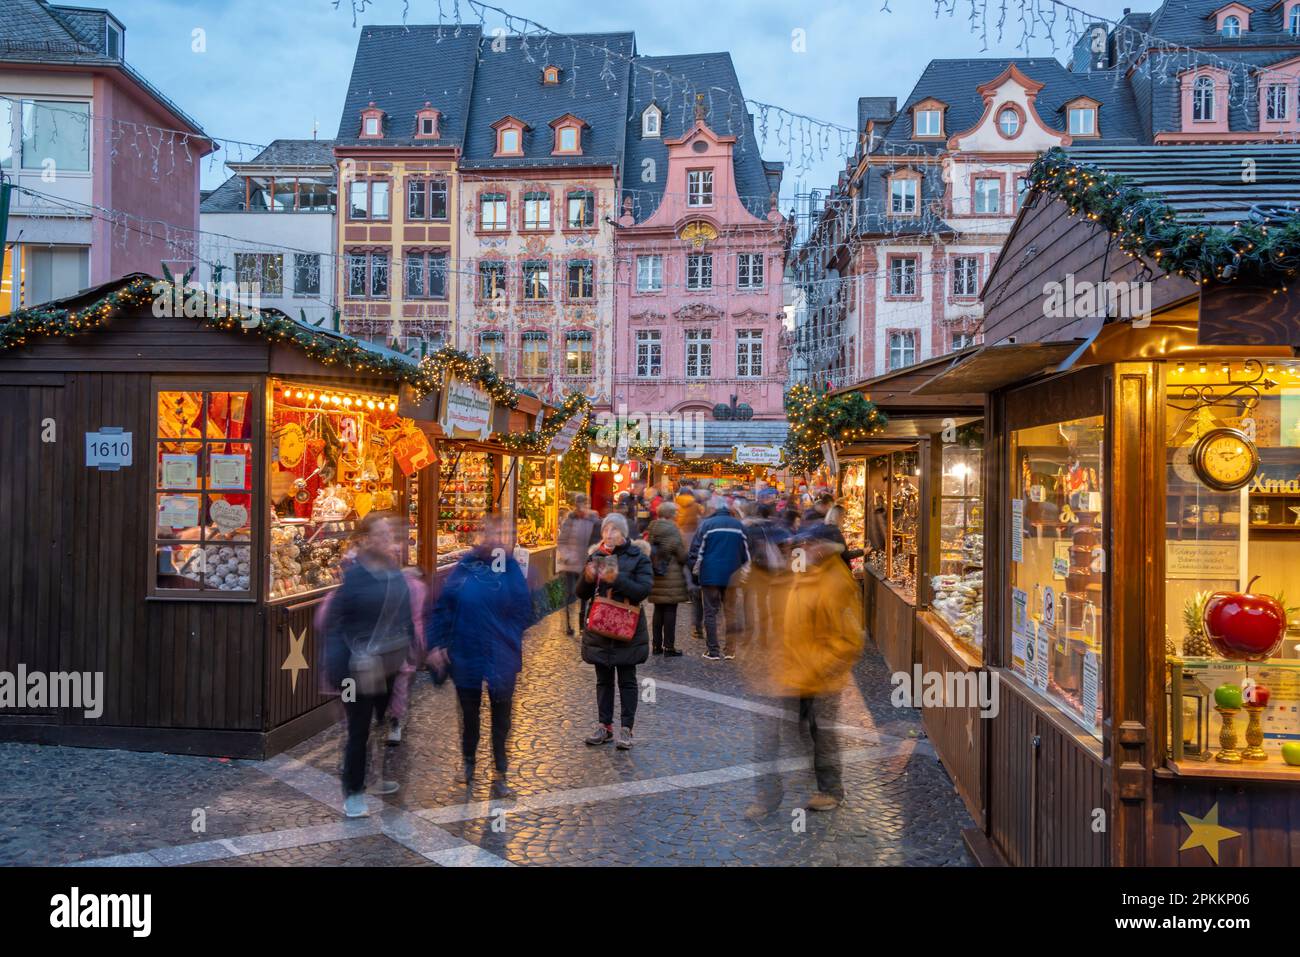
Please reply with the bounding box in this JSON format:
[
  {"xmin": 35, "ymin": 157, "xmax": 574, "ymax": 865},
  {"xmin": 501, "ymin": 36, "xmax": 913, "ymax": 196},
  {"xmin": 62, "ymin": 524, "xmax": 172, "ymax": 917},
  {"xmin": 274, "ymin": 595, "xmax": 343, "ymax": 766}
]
[
  {"xmin": 269, "ymin": 520, "xmax": 351, "ymax": 598},
  {"xmin": 174, "ymin": 543, "xmax": 253, "ymax": 592},
  {"xmin": 931, "ymin": 572, "xmax": 984, "ymax": 650}
]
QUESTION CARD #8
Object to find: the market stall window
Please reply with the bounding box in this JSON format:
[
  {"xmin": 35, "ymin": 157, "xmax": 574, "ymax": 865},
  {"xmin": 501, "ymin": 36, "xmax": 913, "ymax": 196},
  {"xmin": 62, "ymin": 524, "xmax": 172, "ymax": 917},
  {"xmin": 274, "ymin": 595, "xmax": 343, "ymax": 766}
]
[
  {"xmin": 888, "ymin": 450, "xmax": 920, "ymax": 600},
  {"xmin": 930, "ymin": 429, "xmax": 984, "ymax": 655},
  {"xmin": 1009, "ymin": 415, "xmax": 1105, "ymax": 737},
  {"xmin": 518, "ymin": 456, "xmax": 558, "ymax": 548},
  {"xmin": 437, "ymin": 447, "xmax": 495, "ymax": 566},
  {"xmin": 1163, "ymin": 359, "xmax": 1300, "ymax": 772},
  {"xmin": 267, "ymin": 380, "xmax": 428, "ymax": 601},
  {"xmin": 152, "ymin": 385, "xmax": 257, "ymax": 597},
  {"xmin": 839, "ymin": 459, "xmax": 867, "ymax": 578}
]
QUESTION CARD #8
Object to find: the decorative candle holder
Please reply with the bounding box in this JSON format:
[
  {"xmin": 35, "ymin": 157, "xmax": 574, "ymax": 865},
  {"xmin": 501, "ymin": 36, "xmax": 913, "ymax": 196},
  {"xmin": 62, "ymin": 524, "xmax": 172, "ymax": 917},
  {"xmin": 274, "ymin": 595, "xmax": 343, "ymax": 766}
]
[
  {"xmin": 1242, "ymin": 705, "xmax": 1268, "ymax": 762},
  {"xmin": 1215, "ymin": 706, "xmax": 1244, "ymax": 763}
]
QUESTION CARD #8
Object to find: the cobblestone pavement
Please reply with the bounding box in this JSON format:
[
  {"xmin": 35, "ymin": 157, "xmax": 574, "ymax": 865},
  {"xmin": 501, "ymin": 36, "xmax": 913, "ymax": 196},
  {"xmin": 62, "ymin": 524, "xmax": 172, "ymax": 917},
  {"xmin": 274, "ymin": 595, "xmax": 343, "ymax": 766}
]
[{"xmin": 0, "ymin": 605, "xmax": 973, "ymax": 867}]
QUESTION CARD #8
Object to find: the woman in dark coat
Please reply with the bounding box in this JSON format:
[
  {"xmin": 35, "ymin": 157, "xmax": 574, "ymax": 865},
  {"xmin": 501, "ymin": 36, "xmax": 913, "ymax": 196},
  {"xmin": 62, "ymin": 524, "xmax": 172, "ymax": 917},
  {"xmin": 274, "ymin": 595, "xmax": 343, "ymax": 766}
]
[
  {"xmin": 577, "ymin": 512, "xmax": 653, "ymax": 750},
  {"xmin": 323, "ymin": 512, "xmax": 414, "ymax": 818},
  {"xmin": 645, "ymin": 501, "xmax": 688, "ymax": 656},
  {"xmin": 426, "ymin": 516, "xmax": 531, "ymax": 799}
]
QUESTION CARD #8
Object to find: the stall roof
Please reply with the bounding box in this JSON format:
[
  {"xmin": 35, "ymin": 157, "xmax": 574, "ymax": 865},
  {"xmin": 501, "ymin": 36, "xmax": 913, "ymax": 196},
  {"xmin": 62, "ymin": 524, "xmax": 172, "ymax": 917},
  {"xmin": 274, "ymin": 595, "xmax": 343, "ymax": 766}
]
[
  {"xmin": 832, "ymin": 349, "xmax": 985, "ymax": 412},
  {"xmin": 912, "ymin": 340, "xmax": 1085, "ymax": 396}
]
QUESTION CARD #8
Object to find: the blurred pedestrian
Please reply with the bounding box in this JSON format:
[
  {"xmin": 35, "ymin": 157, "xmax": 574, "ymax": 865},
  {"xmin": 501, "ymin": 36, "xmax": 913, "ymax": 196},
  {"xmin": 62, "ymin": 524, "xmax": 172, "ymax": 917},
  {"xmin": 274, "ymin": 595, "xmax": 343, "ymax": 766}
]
[
  {"xmin": 557, "ymin": 493, "xmax": 601, "ymax": 636},
  {"xmin": 385, "ymin": 566, "xmax": 430, "ymax": 744},
  {"xmin": 426, "ymin": 515, "xmax": 531, "ymax": 799},
  {"xmin": 745, "ymin": 532, "xmax": 864, "ymax": 818},
  {"xmin": 645, "ymin": 501, "xmax": 688, "ymax": 656},
  {"xmin": 323, "ymin": 512, "xmax": 414, "ymax": 818},
  {"xmin": 578, "ymin": 513, "xmax": 653, "ymax": 749},
  {"xmin": 687, "ymin": 497, "xmax": 751, "ymax": 661}
]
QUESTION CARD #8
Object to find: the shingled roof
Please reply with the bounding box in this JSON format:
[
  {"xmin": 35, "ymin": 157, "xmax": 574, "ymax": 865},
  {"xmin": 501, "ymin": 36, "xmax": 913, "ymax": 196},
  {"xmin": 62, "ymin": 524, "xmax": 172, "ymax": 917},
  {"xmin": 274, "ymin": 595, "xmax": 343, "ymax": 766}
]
[
  {"xmin": 459, "ymin": 32, "xmax": 634, "ymax": 170},
  {"xmin": 335, "ymin": 24, "xmax": 482, "ymax": 149},
  {"xmin": 622, "ymin": 52, "xmax": 774, "ymax": 223}
]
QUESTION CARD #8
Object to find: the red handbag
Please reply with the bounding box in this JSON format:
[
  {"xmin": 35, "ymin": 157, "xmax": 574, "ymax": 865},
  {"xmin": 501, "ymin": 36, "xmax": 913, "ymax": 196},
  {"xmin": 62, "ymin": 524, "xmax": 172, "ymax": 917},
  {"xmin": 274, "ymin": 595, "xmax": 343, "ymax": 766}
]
[{"xmin": 586, "ymin": 595, "xmax": 640, "ymax": 641}]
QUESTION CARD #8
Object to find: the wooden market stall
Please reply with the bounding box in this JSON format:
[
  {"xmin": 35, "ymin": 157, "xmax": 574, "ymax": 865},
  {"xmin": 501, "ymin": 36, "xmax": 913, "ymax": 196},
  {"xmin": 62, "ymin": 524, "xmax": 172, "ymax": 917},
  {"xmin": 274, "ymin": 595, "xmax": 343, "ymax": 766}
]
[
  {"xmin": 0, "ymin": 274, "xmax": 450, "ymax": 758},
  {"xmin": 926, "ymin": 145, "xmax": 1300, "ymax": 866},
  {"xmin": 832, "ymin": 356, "xmax": 986, "ymax": 824}
]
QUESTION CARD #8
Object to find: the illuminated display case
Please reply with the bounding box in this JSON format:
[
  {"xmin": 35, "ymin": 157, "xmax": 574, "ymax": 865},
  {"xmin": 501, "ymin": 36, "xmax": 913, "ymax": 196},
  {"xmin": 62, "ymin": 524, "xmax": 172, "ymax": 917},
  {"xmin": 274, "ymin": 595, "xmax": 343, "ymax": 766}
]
[
  {"xmin": 839, "ymin": 459, "xmax": 867, "ymax": 577},
  {"xmin": 437, "ymin": 449, "xmax": 493, "ymax": 566},
  {"xmin": 888, "ymin": 450, "xmax": 920, "ymax": 600},
  {"xmin": 518, "ymin": 456, "xmax": 559, "ymax": 549},
  {"xmin": 929, "ymin": 438, "xmax": 985, "ymax": 655}
]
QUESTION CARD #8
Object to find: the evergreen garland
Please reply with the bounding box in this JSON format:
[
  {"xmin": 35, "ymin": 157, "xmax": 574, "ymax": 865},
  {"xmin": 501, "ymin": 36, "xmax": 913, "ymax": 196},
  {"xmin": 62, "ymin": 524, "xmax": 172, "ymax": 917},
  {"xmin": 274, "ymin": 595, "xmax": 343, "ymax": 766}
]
[
  {"xmin": 498, "ymin": 392, "xmax": 592, "ymax": 454},
  {"xmin": 783, "ymin": 384, "xmax": 887, "ymax": 474},
  {"xmin": 1028, "ymin": 147, "xmax": 1300, "ymax": 285}
]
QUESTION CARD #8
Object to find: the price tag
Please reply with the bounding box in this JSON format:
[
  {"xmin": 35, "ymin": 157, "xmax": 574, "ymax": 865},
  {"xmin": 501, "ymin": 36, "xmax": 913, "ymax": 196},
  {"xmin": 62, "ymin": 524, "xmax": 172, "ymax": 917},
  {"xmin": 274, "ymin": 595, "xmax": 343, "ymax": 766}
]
[{"xmin": 86, "ymin": 428, "xmax": 133, "ymax": 471}]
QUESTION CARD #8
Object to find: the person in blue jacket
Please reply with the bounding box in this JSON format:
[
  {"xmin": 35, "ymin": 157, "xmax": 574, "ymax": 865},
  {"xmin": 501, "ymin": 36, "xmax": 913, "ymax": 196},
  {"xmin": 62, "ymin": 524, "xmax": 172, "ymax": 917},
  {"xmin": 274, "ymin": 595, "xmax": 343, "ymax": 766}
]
[
  {"xmin": 687, "ymin": 498, "xmax": 751, "ymax": 661},
  {"xmin": 426, "ymin": 515, "xmax": 532, "ymax": 799}
]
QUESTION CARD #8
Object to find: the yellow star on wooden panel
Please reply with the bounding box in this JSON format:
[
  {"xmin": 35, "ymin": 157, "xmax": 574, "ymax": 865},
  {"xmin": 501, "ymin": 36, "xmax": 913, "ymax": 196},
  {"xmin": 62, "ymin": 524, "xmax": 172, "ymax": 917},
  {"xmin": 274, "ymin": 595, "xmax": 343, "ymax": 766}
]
[
  {"xmin": 1178, "ymin": 803, "xmax": 1240, "ymax": 865},
  {"xmin": 282, "ymin": 627, "xmax": 309, "ymax": 693}
]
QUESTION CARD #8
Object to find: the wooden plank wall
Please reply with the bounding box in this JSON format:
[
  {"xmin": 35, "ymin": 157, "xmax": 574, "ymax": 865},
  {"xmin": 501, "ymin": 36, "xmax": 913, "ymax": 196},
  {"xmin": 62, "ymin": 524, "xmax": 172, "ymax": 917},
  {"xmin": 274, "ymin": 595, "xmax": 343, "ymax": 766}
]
[
  {"xmin": 1151, "ymin": 776, "xmax": 1300, "ymax": 866},
  {"xmin": 987, "ymin": 676, "xmax": 1110, "ymax": 866},
  {"xmin": 265, "ymin": 596, "xmax": 332, "ymax": 729},
  {"xmin": 869, "ymin": 575, "xmax": 916, "ymax": 675},
  {"xmin": 917, "ymin": 616, "xmax": 985, "ymax": 827}
]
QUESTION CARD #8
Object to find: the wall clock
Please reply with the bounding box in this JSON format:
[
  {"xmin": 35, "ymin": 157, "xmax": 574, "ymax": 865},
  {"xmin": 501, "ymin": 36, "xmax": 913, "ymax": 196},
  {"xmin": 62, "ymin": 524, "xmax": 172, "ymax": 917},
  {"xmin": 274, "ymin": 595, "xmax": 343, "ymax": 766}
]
[{"xmin": 1190, "ymin": 427, "xmax": 1259, "ymax": 492}]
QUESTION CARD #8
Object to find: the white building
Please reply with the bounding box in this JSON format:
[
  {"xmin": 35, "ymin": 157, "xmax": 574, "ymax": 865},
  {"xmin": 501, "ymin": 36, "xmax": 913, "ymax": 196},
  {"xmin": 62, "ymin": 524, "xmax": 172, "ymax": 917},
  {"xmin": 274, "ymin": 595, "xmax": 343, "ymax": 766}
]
[{"xmin": 199, "ymin": 139, "xmax": 337, "ymax": 326}]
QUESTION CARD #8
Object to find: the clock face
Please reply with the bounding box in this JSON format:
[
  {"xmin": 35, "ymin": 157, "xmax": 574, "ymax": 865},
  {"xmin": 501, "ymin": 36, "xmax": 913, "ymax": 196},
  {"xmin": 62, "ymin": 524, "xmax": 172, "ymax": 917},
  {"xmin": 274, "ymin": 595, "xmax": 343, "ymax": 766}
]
[{"xmin": 1192, "ymin": 428, "xmax": 1259, "ymax": 491}]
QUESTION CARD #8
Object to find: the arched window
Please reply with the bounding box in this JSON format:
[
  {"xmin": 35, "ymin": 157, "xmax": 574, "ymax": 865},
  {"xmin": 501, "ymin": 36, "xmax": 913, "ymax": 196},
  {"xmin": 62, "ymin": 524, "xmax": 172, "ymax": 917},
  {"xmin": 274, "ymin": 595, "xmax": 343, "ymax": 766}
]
[
  {"xmin": 1193, "ymin": 75, "xmax": 1215, "ymax": 121},
  {"xmin": 998, "ymin": 107, "xmax": 1021, "ymax": 137},
  {"xmin": 1222, "ymin": 15, "xmax": 1240, "ymax": 37}
]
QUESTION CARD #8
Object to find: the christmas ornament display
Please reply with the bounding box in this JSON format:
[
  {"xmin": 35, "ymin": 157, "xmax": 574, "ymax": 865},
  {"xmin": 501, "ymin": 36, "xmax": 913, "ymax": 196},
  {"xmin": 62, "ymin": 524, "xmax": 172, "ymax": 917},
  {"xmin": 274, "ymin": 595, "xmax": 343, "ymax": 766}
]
[{"xmin": 1202, "ymin": 577, "xmax": 1287, "ymax": 661}]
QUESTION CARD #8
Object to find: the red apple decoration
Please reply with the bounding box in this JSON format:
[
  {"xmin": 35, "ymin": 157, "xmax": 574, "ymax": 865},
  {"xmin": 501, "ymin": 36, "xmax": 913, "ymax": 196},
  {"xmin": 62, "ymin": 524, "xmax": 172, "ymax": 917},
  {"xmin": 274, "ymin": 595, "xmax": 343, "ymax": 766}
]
[
  {"xmin": 1243, "ymin": 681, "xmax": 1271, "ymax": 707},
  {"xmin": 1202, "ymin": 577, "xmax": 1287, "ymax": 662}
]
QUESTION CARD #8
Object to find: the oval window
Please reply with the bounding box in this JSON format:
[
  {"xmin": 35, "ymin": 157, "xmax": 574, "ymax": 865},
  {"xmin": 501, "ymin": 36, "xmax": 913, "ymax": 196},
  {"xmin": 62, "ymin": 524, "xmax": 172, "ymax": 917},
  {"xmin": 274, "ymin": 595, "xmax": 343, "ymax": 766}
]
[{"xmin": 998, "ymin": 108, "xmax": 1021, "ymax": 137}]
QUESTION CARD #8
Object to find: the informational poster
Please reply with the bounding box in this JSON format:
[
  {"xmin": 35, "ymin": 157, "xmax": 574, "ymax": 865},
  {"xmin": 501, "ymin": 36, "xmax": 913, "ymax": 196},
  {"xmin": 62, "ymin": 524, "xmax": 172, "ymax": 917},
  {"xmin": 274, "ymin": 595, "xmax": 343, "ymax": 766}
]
[
  {"xmin": 1165, "ymin": 540, "xmax": 1238, "ymax": 580},
  {"xmin": 1010, "ymin": 498, "xmax": 1024, "ymax": 563},
  {"xmin": 1081, "ymin": 651, "xmax": 1099, "ymax": 731},
  {"xmin": 208, "ymin": 453, "xmax": 247, "ymax": 490},
  {"xmin": 158, "ymin": 494, "xmax": 200, "ymax": 529},
  {"xmin": 161, "ymin": 453, "xmax": 199, "ymax": 490},
  {"xmin": 440, "ymin": 375, "xmax": 494, "ymax": 441},
  {"xmin": 1011, "ymin": 587, "xmax": 1028, "ymax": 636},
  {"xmin": 1034, "ymin": 623, "xmax": 1050, "ymax": 692}
]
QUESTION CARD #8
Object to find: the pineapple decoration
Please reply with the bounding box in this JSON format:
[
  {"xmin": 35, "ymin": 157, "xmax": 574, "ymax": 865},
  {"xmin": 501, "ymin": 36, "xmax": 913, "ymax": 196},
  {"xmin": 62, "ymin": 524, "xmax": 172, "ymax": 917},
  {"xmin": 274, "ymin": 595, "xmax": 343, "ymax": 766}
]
[{"xmin": 1182, "ymin": 590, "xmax": 1215, "ymax": 658}]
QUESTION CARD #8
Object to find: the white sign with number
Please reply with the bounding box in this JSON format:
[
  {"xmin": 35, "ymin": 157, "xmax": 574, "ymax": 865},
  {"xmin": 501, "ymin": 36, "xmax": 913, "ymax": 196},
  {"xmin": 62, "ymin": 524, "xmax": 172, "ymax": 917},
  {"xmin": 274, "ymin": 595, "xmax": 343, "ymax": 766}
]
[{"xmin": 86, "ymin": 429, "xmax": 133, "ymax": 471}]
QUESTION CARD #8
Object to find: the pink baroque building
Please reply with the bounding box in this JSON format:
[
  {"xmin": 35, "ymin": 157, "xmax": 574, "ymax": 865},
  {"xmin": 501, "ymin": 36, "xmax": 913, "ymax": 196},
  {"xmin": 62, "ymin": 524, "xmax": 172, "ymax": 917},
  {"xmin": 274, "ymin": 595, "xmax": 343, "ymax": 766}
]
[{"xmin": 614, "ymin": 55, "xmax": 789, "ymax": 429}]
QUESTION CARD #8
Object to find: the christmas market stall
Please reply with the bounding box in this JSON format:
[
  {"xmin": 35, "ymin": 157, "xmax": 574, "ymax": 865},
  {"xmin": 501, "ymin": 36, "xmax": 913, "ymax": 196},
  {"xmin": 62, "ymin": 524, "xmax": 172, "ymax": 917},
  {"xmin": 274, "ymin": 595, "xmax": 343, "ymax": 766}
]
[
  {"xmin": 922, "ymin": 145, "xmax": 1300, "ymax": 866},
  {"xmin": 809, "ymin": 364, "xmax": 986, "ymax": 824},
  {"xmin": 0, "ymin": 273, "xmax": 446, "ymax": 757}
]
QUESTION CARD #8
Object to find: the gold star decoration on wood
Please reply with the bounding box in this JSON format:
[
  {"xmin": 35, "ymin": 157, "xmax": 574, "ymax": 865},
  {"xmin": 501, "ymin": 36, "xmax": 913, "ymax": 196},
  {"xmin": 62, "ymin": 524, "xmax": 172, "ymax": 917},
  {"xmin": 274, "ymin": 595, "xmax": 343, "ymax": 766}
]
[
  {"xmin": 282, "ymin": 627, "xmax": 310, "ymax": 693},
  {"xmin": 1178, "ymin": 803, "xmax": 1241, "ymax": 865}
]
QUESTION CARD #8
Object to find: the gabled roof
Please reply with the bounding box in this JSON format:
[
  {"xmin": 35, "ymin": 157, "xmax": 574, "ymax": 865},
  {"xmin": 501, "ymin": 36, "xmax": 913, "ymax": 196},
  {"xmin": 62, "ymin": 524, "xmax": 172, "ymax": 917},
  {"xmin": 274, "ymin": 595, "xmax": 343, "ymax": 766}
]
[
  {"xmin": 622, "ymin": 52, "xmax": 774, "ymax": 222},
  {"xmin": 1147, "ymin": 0, "xmax": 1299, "ymax": 42},
  {"xmin": 335, "ymin": 24, "xmax": 482, "ymax": 149},
  {"xmin": 459, "ymin": 32, "xmax": 634, "ymax": 170}
]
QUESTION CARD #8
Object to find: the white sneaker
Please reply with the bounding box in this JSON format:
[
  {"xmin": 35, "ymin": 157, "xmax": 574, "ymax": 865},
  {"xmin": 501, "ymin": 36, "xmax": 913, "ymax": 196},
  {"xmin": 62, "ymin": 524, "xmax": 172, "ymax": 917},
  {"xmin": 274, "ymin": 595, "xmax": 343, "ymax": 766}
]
[
  {"xmin": 343, "ymin": 793, "xmax": 369, "ymax": 818},
  {"xmin": 386, "ymin": 719, "xmax": 402, "ymax": 745}
]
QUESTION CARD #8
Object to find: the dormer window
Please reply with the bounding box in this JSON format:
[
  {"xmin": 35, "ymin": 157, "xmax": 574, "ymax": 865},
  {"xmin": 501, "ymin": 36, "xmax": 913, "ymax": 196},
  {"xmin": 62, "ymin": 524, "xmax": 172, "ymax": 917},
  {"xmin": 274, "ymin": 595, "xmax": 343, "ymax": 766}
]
[
  {"xmin": 910, "ymin": 98, "xmax": 946, "ymax": 139},
  {"xmin": 359, "ymin": 102, "xmax": 384, "ymax": 139},
  {"xmin": 1210, "ymin": 3, "xmax": 1251, "ymax": 35},
  {"xmin": 1222, "ymin": 15, "xmax": 1241, "ymax": 37},
  {"xmin": 1065, "ymin": 97, "xmax": 1099, "ymax": 137},
  {"xmin": 642, "ymin": 104, "xmax": 662, "ymax": 138},
  {"xmin": 1193, "ymin": 75, "xmax": 1216, "ymax": 120},
  {"xmin": 687, "ymin": 169, "xmax": 714, "ymax": 207},
  {"xmin": 542, "ymin": 65, "xmax": 561, "ymax": 86},
  {"xmin": 491, "ymin": 116, "xmax": 528, "ymax": 157},
  {"xmin": 106, "ymin": 22, "xmax": 123, "ymax": 59},
  {"xmin": 549, "ymin": 114, "xmax": 588, "ymax": 156},
  {"xmin": 415, "ymin": 102, "xmax": 440, "ymax": 139},
  {"xmin": 1291, "ymin": 2, "xmax": 1300, "ymax": 36}
]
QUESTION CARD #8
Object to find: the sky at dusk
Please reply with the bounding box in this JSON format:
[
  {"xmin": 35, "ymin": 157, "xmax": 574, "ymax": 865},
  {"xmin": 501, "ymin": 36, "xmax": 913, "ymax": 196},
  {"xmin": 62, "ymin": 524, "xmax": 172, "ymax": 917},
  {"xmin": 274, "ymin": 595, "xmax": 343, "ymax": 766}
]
[{"xmin": 116, "ymin": 0, "xmax": 1143, "ymax": 197}]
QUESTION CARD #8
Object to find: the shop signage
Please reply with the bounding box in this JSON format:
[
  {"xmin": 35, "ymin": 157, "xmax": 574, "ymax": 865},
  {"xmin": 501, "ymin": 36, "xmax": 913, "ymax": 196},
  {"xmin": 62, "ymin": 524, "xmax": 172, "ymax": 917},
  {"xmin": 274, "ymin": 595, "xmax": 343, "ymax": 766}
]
[
  {"xmin": 549, "ymin": 414, "xmax": 583, "ymax": 455},
  {"xmin": 1251, "ymin": 474, "xmax": 1300, "ymax": 494},
  {"xmin": 161, "ymin": 453, "xmax": 199, "ymax": 489},
  {"xmin": 158, "ymin": 494, "xmax": 200, "ymax": 529},
  {"xmin": 734, "ymin": 444, "xmax": 782, "ymax": 466},
  {"xmin": 1166, "ymin": 540, "xmax": 1238, "ymax": 580},
  {"xmin": 209, "ymin": 453, "xmax": 247, "ymax": 490},
  {"xmin": 1034, "ymin": 624, "xmax": 1050, "ymax": 692},
  {"xmin": 392, "ymin": 426, "xmax": 436, "ymax": 475},
  {"xmin": 439, "ymin": 375, "xmax": 494, "ymax": 441},
  {"xmin": 1042, "ymin": 586, "xmax": 1057, "ymax": 632},
  {"xmin": 86, "ymin": 428, "xmax": 133, "ymax": 471},
  {"xmin": 1010, "ymin": 498, "xmax": 1024, "ymax": 562},
  {"xmin": 1082, "ymin": 652, "xmax": 1099, "ymax": 731}
]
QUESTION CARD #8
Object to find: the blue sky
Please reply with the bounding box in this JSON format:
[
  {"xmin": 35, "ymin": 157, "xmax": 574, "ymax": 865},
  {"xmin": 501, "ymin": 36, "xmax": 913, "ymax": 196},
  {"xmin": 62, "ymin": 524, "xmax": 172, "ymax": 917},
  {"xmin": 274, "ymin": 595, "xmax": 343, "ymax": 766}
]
[{"xmin": 116, "ymin": 0, "xmax": 1140, "ymax": 194}]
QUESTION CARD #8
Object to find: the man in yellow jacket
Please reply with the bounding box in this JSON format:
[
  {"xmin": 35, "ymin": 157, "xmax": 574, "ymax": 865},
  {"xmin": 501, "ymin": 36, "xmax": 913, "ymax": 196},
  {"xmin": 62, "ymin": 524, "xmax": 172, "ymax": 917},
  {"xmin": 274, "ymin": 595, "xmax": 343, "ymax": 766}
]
[{"xmin": 745, "ymin": 534, "xmax": 864, "ymax": 817}]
